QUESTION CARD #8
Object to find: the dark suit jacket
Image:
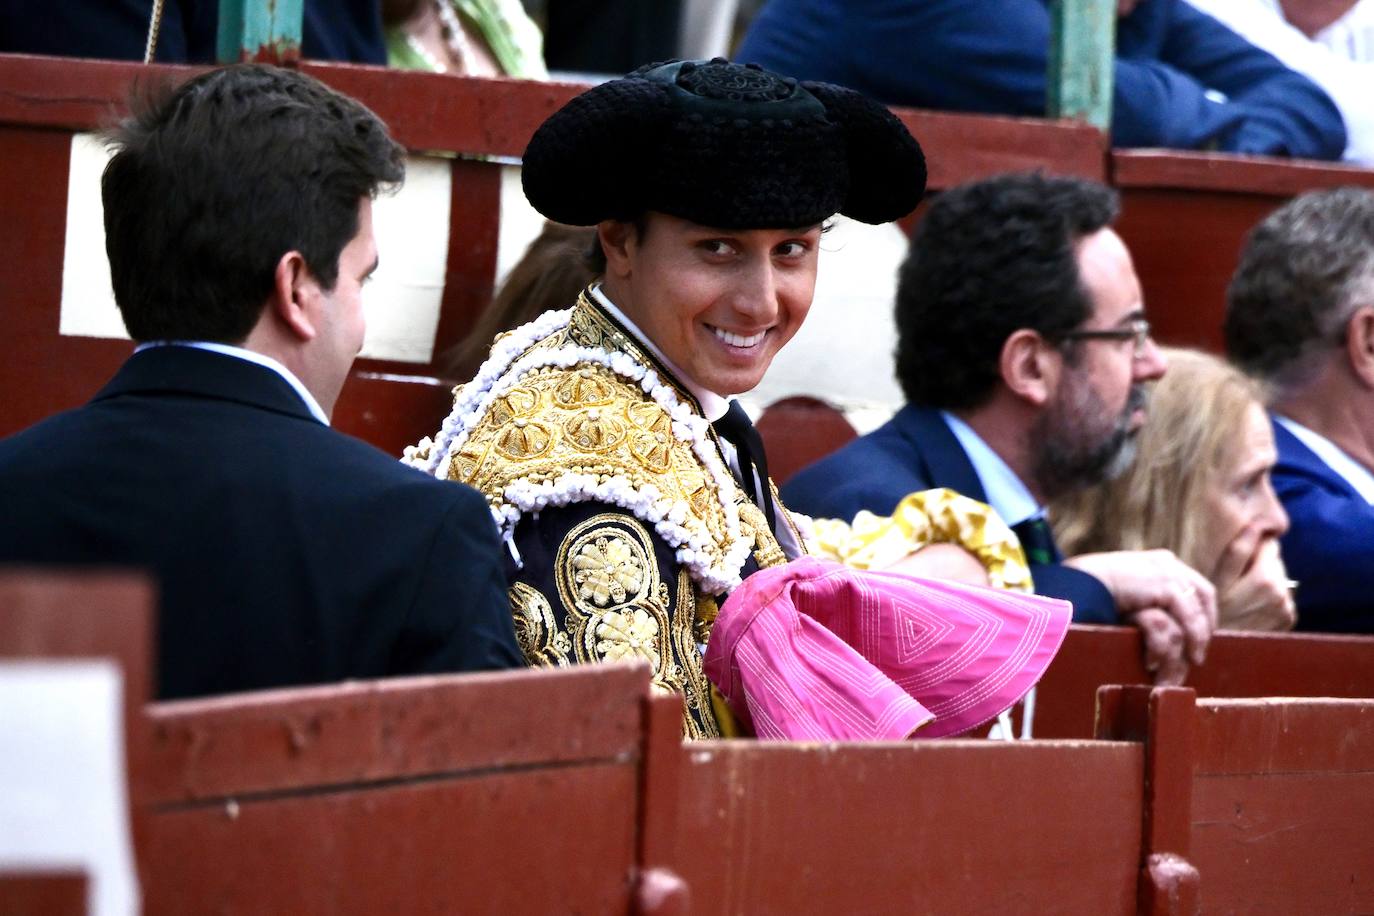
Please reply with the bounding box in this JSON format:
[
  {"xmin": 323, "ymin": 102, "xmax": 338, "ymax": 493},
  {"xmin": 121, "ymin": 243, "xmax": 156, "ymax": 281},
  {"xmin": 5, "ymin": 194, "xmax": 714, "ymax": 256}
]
[
  {"xmin": 1271, "ymin": 418, "xmax": 1374, "ymax": 634},
  {"xmin": 0, "ymin": 346, "xmax": 522, "ymax": 698},
  {"xmin": 0, "ymin": 0, "xmax": 387, "ymax": 65},
  {"xmin": 782, "ymin": 404, "xmax": 1118, "ymax": 623}
]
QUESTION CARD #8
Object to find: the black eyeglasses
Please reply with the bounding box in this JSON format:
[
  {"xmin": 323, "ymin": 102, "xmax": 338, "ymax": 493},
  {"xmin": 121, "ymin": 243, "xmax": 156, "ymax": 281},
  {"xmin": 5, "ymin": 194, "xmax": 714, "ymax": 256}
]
[{"xmin": 1059, "ymin": 318, "xmax": 1153, "ymax": 358}]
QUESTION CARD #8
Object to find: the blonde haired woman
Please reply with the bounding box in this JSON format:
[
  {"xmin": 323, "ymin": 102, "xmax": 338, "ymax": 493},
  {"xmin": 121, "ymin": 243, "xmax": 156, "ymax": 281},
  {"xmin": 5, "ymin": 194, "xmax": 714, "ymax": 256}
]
[{"xmin": 1052, "ymin": 348, "xmax": 1295, "ymax": 630}]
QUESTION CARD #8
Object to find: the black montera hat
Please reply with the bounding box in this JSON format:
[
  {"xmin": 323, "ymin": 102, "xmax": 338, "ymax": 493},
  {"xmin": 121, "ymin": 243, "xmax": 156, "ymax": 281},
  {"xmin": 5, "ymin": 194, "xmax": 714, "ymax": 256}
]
[{"xmin": 521, "ymin": 58, "xmax": 927, "ymax": 229}]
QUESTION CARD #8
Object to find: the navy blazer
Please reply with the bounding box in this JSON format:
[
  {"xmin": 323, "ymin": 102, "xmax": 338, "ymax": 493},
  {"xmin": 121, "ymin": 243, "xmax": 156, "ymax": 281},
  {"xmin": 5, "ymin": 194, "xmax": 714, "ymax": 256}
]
[
  {"xmin": 782, "ymin": 404, "xmax": 1118, "ymax": 623},
  {"xmin": 0, "ymin": 346, "xmax": 522, "ymax": 698},
  {"xmin": 738, "ymin": 0, "xmax": 1344, "ymax": 158},
  {"xmin": 0, "ymin": 0, "xmax": 387, "ymax": 65},
  {"xmin": 1271, "ymin": 418, "xmax": 1374, "ymax": 634}
]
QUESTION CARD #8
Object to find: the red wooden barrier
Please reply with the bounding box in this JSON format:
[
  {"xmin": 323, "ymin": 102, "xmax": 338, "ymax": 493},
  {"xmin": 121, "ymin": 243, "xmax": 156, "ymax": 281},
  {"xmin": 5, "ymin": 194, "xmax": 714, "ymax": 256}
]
[
  {"xmin": 139, "ymin": 664, "xmax": 668, "ymax": 915},
  {"xmin": 0, "ymin": 873, "xmax": 89, "ymax": 916},
  {"xmin": 1190, "ymin": 697, "xmax": 1374, "ymax": 914},
  {"xmin": 0, "ymin": 569, "xmax": 155, "ymax": 778},
  {"xmin": 1097, "ymin": 686, "xmax": 1374, "ymax": 916},
  {"xmin": 1034, "ymin": 625, "xmax": 1374, "ymax": 739},
  {"xmin": 1113, "ymin": 150, "xmax": 1374, "ymax": 354},
  {"xmin": 660, "ymin": 739, "xmax": 1146, "ymax": 914},
  {"xmin": 756, "ymin": 395, "xmax": 858, "ymax": 486}
]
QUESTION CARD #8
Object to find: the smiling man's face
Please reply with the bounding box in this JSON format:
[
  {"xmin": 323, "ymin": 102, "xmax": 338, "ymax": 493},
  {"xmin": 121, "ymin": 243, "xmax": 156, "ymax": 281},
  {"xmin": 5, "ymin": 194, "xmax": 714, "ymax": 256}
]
[{"xmin": 599, "ymin": 212, "xmax": 822, "ymax": 395}]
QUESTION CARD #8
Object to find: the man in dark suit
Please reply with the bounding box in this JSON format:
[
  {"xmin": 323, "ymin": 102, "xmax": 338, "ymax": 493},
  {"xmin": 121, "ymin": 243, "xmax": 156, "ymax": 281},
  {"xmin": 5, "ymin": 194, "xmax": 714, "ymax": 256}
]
[
  {"xmin": 0, "ymin": 65, "xmax": 521, "ymax": 698},
  {"xmin": 785, "ymin": 174, "xmax": 1217, "ymax": 683},
  {"xmin": 1226, "ymin": 186, "xmax": 1374, "ymax": 634}
]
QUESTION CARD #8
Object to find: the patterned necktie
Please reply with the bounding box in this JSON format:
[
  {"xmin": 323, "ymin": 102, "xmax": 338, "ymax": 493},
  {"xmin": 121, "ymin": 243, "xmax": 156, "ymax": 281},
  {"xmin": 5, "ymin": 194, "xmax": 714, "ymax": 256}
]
[
  {"xmin": 1011, "ymin": 516, "xmax": 1059, "ymax": 566},
  {"xmin": 712, "ymin": 400, "xmax": 777, "ymax": 534}
]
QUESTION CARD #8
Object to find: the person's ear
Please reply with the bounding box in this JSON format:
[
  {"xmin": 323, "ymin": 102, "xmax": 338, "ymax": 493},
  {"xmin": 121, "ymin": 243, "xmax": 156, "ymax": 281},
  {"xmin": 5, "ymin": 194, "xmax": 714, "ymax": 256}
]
[
  {"xmin": 597, "ymin": 220, "xmax": 638, "ymax": 279},
  {"xmin": 1345, "ymin": 305, "xmax": 1374, "ymax": 389},
  {"xmin": 270, "ymin": 250, "xmax": 319, "ymax": 342},
  {"xmin": 1000, "ymin": 328, "xmax": 1060, "ymax": 407}
]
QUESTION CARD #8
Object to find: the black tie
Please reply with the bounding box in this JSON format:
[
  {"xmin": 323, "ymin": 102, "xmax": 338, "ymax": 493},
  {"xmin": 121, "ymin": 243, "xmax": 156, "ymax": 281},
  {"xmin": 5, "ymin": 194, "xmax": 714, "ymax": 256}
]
[
  {"xmin": 712, "ymin": 401, "xmax": 777, "ymax": 534},
  {"xmin": 1011, "ymin": 516, "xmax": 1060, "ymax": 566}
]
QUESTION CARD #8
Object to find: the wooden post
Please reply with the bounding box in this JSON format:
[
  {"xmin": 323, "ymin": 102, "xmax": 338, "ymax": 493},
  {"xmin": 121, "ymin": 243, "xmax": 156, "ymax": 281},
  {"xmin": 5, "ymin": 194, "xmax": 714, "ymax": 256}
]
[
  {"xmin": 1048, "ymin": 0, "xmax": 1116, "ymax": 131},
  {"xmin": 216, "ymin": 0, "xmax": 305, "ymax": 66},
  {"xmin": 1095, "ymin": 685, "xmax": 1201, "ymax": 916}
]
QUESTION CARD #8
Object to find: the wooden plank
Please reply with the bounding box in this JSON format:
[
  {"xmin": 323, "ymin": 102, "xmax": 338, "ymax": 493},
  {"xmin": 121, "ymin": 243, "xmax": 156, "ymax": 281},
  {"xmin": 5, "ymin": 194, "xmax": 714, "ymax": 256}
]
[
  {"xmin": 1033, "ymin": 626, "xmax": 1374, "ymax": 739},
  {"xmin": 143, "ymin": 763, "xmax": 639, "ymax": 915},
  {"xmin": 0, "ymin": 54, "xmax": 1107, "ymax": 184},
  {"xmin": 1113, "ymin": 149, "xmax": 1374, "ymax": 196},
  {"xmin": 1193, "ymin": 697, "xmax": 1374, "ymax": 776},
  {"xmin": 1113, "ymin": 149, "xmax": 1374, "ymax": 353},
  {"xmin": 330, "ymin": 371, "xmax": 454, "ymax": 459},
  {"xmin": 143, "ymin": 664, "xmax": 651, "ymax": 805},
  {"xmin": 1115, "ymin": 187, "xmax": 1279, "ymax": 353},
  {"xmin": 1095, "ymin": 686, "xmax": 1201, "ymax": 915},
  {"xmin": 0, "ymin": 570, "xmax": 155, "ymax": 787},
  {"xmin": 431, "ymin": 157, "xmax": 502, "ymax": 365},
  {"xmin": 1189, "ymin": 697, "xmax": 1374, "ymax": 914},
  {"xmin": 899, "ymin": 108, "xmax": 1105, "ymax": 190},
  {"xmin": 669, "ymin": 741, "xmax": 1142, "ymax": 913},
  {"xmin": 633, "ymin": 692, "xmax": 691, "ymax": 915},
  {"xmin": 1192, "ymin": 773, "xmax": 1374, "ymax": 913},
  {"xmin": 0, "ymin": 871, "xmax": 88, "ymax": 916},
  {"xmin": 0, "ymin": 126, "xmax": 133, "ymax": 439}
]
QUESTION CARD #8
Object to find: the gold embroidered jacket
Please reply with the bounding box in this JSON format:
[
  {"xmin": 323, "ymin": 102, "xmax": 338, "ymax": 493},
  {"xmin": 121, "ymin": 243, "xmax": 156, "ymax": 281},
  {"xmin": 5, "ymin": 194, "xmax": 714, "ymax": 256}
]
[{"xmin": 409, "ymin": 291, "xmax": 796, "ymax": 737}]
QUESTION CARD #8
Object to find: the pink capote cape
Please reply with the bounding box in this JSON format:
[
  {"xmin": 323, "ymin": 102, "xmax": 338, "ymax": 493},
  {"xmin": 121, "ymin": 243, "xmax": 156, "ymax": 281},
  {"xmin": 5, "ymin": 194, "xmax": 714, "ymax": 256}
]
[{"xmin": 703, "ymin": 557, "xmax": 1072, "ymax": 741}]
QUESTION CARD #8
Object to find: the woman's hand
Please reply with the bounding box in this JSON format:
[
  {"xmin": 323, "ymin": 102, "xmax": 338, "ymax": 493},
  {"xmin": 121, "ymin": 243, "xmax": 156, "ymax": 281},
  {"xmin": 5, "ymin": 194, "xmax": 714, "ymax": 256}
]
[{"xmin": 1214, "ymin": 529, "xmax": 1296, "ymax": 631}]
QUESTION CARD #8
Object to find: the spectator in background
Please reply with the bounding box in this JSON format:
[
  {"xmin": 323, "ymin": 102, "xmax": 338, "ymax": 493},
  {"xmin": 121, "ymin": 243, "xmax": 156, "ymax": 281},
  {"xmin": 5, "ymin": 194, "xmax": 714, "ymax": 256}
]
[
  {"xmin": 783, "ymin": 174, "xmax": 1218, "ymax": 684},
  {"xmin": 1052, "ymin": 348, "xmax": 1295, "ymax": 632},
  {"xmin": 1187, "ymin": 0, "xmax": 1374, "ymax": 163},
  {"xmin": 383, "ymin": 0, "xmax": 549, "ymax": 78},
  {"xmin": 0, "ymin": 0, "xmax": 388, "ymax": 64},
  {"xmin": 737, "ymin": 0, "xmax": 1346, "ymax": 159},
  {"xmin": 1226, "ymin": 187, "xmax": 1374, "ymax": 634},
  {"xmin": 441, "ymin": 222, "xmax": 597, "ymax": 379},
  {"xmin": 0, "ymin": 65, "xmax": 522, "ymax": 698}
]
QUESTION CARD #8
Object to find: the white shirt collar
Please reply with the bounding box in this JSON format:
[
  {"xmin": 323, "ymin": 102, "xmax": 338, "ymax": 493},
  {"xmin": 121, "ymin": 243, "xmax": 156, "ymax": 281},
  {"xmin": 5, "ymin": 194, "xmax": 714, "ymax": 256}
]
[
  {"xmin": 940, "ymin": 410, "xmax": 1042, "ymax": 526},
  {"xmin": 133, "ymin": 340, "xmax": 330, "ymax": 425},
  {"xmin": 1274, "ymin": 414, "xmax": 1374, "ymax": 505},
  {"xmin": 589, "ymin": 284, "xmax": 731, "ymax": 423}
]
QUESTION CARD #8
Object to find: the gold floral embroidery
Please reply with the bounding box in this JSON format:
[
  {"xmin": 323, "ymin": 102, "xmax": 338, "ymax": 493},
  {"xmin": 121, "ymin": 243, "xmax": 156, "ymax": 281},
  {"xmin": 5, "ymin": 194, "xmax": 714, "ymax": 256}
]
[
  {"xmin": 594, "ymin": 607, "xmax": 661, "ymax": 666},
  {"xmin": 549, "ymin": 515, "xmax": 720, "ymax": 739},
  {"xmin": 495, "ymin": 417, "xmax": 555, "ymax": 461},
  {"xmin": 564, "ymin": 409, "xmax": 627, "ymax": 453},
  {"xmin": 555, "ymin": 368, "xmax": 614, "ymax": 408},
  {"xmin": 572, "ymin": 534, "xmax": 646, "ymax": 606},
  {"xmin": 509, "ymin": 582, "xmax": 571, "ymax": 667},
  {"xmin": 491, "ymin": 386, "xmax": 539, "ymax": 425},
  {"xmin": 447, "ymin": 440, "xmax": 488, "ymax": 486}
]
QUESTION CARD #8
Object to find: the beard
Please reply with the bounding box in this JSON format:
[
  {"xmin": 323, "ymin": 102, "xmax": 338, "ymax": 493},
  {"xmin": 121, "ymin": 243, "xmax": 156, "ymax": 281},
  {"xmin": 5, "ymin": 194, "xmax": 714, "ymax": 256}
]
[{"xmin": 1030, "ymin": 377, "xmax": 1147, "ymax": 501}]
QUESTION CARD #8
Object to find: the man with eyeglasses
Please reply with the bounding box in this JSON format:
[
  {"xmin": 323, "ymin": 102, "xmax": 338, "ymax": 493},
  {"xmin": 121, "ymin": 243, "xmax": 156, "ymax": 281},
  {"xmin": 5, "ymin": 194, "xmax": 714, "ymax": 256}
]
[
  {"xmin": 1226, "ymin": 186, "xmax": 1374, "ymax": 634},
  {"xmin": 785, "ymin": 173, "xmax": 1217, "ymax": 684}
]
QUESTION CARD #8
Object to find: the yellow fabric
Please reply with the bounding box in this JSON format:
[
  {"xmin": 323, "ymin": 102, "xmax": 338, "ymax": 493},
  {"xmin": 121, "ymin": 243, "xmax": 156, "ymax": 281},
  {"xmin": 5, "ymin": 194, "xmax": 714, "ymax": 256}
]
[{"xmin": 809, "ymin": 488, "xmax": 1034, "ymax": 593}]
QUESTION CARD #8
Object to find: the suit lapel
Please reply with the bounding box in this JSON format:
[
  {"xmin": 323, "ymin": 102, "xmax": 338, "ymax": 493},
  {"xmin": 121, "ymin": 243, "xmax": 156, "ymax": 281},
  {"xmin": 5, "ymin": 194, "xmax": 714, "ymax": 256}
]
[
  {"xmin": 1272, "ymin": 416, "xmax": 1365, "ymax": 501},
  {"xmin": 891, "ymin": 405, "xmax": 989, "ymax": 503}
]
